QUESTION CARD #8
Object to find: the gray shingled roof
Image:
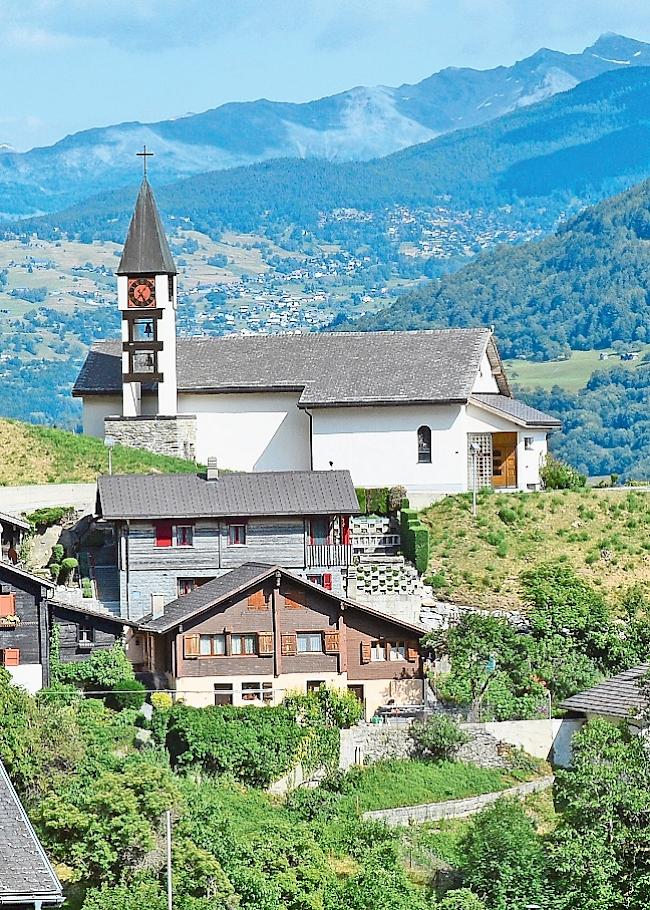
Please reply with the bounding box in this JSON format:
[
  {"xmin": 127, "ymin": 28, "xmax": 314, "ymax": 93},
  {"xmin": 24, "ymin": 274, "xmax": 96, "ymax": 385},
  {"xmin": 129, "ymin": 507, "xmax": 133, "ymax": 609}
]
[
  {"xmin": 97, "ymin": 469, "xmax": 359, "ymax": 520},
  {"xmin": 74, "ymin": 328, "xmax": 510, "ymax": 406},
  {"xmin": 0, "ymin": 561, "xmax": 55, "ymax": 590},
  {"xmin": 471, "ymin": 394, "xmax": 561, "ymax": 428},
  {"xmin": 560, "ymin": 663, "xmax": 650, "ymax": 720},
  {"xmin": 139, "ymin": 562, "xmax": 428, "ymax": 636},
  {"xmin": 0, "ymin": 760, "xmax": 63, "ymax": 905},
  {"xmin": 116, "ymin": 178, "xmax": 176, "ymax": 276}
]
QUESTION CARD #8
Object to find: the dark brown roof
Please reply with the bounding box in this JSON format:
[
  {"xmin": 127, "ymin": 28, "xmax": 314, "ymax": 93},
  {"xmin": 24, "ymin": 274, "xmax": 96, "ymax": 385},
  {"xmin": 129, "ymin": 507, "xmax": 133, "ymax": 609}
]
[
  {"xmin": 560, "ymin": 663, "xmax": 649, "ymax": 720},
  {"xmin": 116, "ymin": 178, "xmax": 176, "ymax": 276},
  {"xmin": 74, "ymin": 328, "xmax": 510, "ymax": 406},
  {"xmin": 138, "ymin": 562, "xmax": 428, "ymax": 636},
  {"xmin": 0, "ymin": 760, "xmax": 63, "ymax": 905},
  {"xmin": 97, "ymin": 469, "xmax": 359, "ymax": 520},
  {"xmin": 471, "ymin": 394, "xmax": 561, "ymax": 428}
]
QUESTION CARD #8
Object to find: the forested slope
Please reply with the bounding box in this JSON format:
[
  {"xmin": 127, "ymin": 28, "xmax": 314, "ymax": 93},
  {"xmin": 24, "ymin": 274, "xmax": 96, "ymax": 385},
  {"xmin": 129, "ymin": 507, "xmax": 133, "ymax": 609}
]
[{"xmin": 342, "ymin": 178, "xmax": 650, "ymax": 360}]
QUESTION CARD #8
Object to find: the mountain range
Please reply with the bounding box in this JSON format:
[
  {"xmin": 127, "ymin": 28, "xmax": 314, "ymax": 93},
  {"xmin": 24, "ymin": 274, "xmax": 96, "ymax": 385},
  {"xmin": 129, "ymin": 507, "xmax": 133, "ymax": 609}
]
[{"xmin": 2, "ymin": 33, "xmax": 650, "ymax": 217}]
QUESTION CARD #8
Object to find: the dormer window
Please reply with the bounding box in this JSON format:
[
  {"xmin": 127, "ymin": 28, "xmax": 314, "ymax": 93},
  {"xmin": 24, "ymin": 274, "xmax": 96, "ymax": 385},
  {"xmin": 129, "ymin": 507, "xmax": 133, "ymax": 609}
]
[{"xmin": 417, "ymin": 426, "xmax": 432, "ymax": 463}]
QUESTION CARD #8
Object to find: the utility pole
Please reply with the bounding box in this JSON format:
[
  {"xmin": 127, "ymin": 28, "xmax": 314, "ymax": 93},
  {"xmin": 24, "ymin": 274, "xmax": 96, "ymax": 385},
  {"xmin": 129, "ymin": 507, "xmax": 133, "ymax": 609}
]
[
  {"xmin": 166, "ymin": 809, "xmax": 173, "ymax": 910},
  {"xmin": 105, "ymin": 435, "xmax": 115, "ymax": 475}
]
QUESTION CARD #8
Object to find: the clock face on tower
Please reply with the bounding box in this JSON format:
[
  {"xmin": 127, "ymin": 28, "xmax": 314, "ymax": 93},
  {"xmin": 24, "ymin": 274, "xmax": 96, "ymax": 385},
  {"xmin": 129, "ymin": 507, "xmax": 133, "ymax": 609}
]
[{"xmin": 127, "ymin": 277, "xmax": 156, "ymax": 308}]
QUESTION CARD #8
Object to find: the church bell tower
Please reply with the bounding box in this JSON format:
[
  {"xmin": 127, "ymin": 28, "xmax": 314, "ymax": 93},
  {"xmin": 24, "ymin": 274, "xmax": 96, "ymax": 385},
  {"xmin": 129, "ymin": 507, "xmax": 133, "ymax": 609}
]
[{"xmin": 116, "ymin": 160, "xmax": 178, "ymax": 418}]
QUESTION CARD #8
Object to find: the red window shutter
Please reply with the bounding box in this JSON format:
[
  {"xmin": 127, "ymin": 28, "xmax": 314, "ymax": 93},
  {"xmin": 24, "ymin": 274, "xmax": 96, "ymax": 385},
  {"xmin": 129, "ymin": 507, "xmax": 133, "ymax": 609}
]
[
  {"xmin": 324, "ymin": 631, "xmax": 340, "ymax": 654},
  {"xmin": 323, "ymin": 573, "xmax": 333, "ymax": 591},
  {"xmin": 183, "ymin": 634, "xmax": 200, "ymax": 658},
  {"xmin": 2, "ymin": 648, "xmax": 20, "ymax": 667},
  {"xmin": 281, "ymin": 633, "xmax": 297, "ymax": 656},
  {"xmin": 360, "ymin": 641, "xmax": 371, "ymax": 664},
  {"xmin": 247, "ymin": 590, "xmax": 268, "ymax": 610},
  {"xmin": 0, "ymin": 593, "xmax": 15, "ymax": 617},
  {"xmin": 258, "ymin": 632, "xmax": 274, "ymax": 656},
  {"xmin": 342, "ymin": 516, "xmax": 351, "ymax": 546},
  {"xmin": 155, "ymin": 521, "xmax": 173, "ymax": 548},
  {"xmin": 407, "ymin": 645, "xmax": 419, "ymax": 663}
]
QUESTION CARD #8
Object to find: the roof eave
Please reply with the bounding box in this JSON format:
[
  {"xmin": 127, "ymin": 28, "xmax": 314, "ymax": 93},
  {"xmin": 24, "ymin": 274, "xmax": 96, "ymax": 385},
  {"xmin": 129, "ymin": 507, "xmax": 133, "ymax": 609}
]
[
  {"xmin": 298, "ymin": 397, "xmax": 469, "ymax": 409},
  {"xmin": 469, "ymin": 395, "xmax": 562, "ymax": 429}
]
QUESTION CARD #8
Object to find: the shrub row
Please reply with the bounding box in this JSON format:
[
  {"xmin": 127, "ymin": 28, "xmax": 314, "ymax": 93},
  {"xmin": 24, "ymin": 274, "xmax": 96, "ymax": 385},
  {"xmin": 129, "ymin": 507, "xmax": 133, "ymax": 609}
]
[
  {"xmin": 400, "ymin": 508, "xmax": 430, "ymax": 573},
  {"xmin": 355, "ymin": 486, "xmax": 408, "ymax": 516}
]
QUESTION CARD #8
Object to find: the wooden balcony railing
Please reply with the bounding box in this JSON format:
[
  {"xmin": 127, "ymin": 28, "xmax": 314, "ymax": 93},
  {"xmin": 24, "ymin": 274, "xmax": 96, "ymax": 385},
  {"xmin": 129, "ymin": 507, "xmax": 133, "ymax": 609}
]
[{"xmin": 307, "ymin": 543, "xmax": 353, "ymax": 567}]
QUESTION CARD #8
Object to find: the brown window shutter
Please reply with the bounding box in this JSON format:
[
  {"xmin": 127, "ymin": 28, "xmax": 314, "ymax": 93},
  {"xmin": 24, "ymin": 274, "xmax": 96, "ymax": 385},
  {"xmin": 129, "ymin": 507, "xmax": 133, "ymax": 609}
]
[
  {"xmin": 281, "ymin": 633, "xmax": 297, "ymax": 656},
  {"xmin": 360, "ymin": 641, "xmax": 371, "ymax": 664},
  {"xmin": 247, "ymin": 590, "xmax": 268, "ymax": 610},
  {"xmin": 0, "ymin": 593, "xmax": 16, "ymax": 617},
  {"xmin": 2, "ymin": 648, "xmax": 20, "ymax": 667},
  {"xmin": 258, "ymin": 631, "xmax": 274, "ymax": 656},
  {"xmin": 407, "ymin": 645, "xmax": 419, "ymax": 662},
  {"xmin": 183, "ymin": 634, "xmax": 200, "ymax": 658},
  {"xmin": 324, "ymin": 630, "xmax": 340, "ymax": 654}
]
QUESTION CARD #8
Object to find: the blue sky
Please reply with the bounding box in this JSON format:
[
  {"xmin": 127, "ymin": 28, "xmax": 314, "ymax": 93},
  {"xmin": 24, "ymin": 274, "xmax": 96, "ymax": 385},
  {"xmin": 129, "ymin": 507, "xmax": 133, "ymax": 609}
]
[{"xmin": 2, "ymin": 0, "xmax": 650, "ymax": 150}]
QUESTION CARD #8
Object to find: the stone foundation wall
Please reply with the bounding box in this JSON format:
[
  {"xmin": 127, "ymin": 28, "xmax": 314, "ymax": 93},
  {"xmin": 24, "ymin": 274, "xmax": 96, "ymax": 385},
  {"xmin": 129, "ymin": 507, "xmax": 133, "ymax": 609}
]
[{"xmin": 104, "ymin": 415, "xmax": 197, "ymax": 461}]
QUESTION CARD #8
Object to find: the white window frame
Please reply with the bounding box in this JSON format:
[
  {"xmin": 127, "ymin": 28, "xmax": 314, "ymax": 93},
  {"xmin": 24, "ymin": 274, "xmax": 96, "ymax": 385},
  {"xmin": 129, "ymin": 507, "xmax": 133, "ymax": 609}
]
[
  {"xmin": 231, "ymin": 633, "xmax": 257, "ymax": 656},
  {"xmin": 371, "ymin": 640, "xmax": 386, "ymax": 662},
  {"xmin": 297, "ymin": 631, "xmax": 323, "ymax": 653},
  {"xmin": 389, "ymin": 640, "xmax": 406, "ymax": 661}
]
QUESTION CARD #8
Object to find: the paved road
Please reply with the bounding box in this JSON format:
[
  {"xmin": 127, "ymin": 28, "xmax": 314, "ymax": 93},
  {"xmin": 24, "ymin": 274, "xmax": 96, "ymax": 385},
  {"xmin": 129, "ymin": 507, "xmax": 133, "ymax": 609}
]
[{"xmin": 0, "ymin": 483, "xmax": 96, "ymax": 516}]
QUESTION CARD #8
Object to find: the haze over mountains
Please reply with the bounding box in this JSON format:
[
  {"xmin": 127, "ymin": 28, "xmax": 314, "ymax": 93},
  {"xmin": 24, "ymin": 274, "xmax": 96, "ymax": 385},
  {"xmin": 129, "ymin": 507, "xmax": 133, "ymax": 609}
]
[{"xmin": 2, "ymin": 33, "xmax": 649, "ymax": 217}]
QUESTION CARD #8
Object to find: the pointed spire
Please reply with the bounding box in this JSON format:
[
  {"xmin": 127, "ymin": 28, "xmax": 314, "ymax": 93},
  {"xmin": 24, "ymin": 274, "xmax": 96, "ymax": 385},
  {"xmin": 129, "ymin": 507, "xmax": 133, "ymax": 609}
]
[{"xmin": 116, "ymin": 178, "xmax": 177, "ymax": 276}]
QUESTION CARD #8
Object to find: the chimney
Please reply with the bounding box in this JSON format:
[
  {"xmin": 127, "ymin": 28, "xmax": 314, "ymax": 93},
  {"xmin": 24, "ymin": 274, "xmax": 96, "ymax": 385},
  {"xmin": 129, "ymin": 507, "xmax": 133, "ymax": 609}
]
[
  {"xmin": 206, "ymin": 457, "xmax": 219, "ymax": 482},
  {"xmin": 151, "ymin": 593, "xmax": 166, "ymax": 620}
]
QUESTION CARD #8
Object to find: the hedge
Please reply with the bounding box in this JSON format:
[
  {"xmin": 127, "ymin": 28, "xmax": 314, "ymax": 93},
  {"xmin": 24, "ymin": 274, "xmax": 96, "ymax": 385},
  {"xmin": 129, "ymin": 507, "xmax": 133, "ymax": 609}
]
[{"xmin": 400, "ymin": 508, "xmax": 430, "ymax": 574}]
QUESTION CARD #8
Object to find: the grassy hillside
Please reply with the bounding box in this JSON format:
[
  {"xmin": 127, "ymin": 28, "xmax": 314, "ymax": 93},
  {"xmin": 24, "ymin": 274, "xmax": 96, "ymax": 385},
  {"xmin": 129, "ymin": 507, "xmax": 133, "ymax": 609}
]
[
  {"xmin": 0, "ymin": 420, "xmax": 198, "ymax": 485},
  {"xmin": 422, "ymin": 488, "xmax": 650, "ymax": 610},
  {"xmin": 506, "ymin": 345, "xmax": 650, "ymax": 393}
]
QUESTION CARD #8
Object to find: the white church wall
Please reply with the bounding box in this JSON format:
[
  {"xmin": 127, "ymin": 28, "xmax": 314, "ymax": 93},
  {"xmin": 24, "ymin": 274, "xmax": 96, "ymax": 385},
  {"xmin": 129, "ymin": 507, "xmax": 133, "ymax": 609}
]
[
  {"xmin": 310, "ymin": 404, "xmax": 468, "ymax": 491},
  {"xmin": 465, "ymin": 402, "xmax": 548, "ymax": 491},
  {"xmin": 82, "ymin": 396, "xmax": 123, "ymax": 437},
  {"xmin": 472, "ymin": 351, "xmax": 502, "ymax": 393},
  {"xmin": 178, "ymin": 392, "xmax": 312, "ymax": 471}
]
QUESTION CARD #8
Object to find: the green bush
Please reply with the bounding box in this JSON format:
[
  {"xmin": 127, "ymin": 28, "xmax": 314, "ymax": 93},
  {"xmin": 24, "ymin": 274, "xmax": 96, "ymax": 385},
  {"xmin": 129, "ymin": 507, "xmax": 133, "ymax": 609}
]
[
  {"xmin": 439, "ymin": 890, "xmax": 487, "ymax": 910},
  {"xmin": 401, "ymin": 508, "xmax": 430, "ymax": 573},
  {"xmin": 284, "ymin": 684, "xmax": 363, "ymax": 730},
  {"xmin": 55, "ymin": 642, "xmax": 134, "ymax": 689},
  {"xmin": 51, "ymin": 543, "xmax": 64, "ymax": 563},
  {"xmin": 59, "ymin": 557, "xmax": 78, "ymax": 585},
  {"xmin": 26, "ymin": 505, "xmax": 73, "ymax": 531},
  {"xmin": 165, "ymin": 704, "xmax": 306, "ymax": 786},
  {"xmin": 82, "ymin": 578, "xmax": 93, "ymax": 598},
  {"xmin": 497, "ymin": 507, "xmax": 517, "ymax": 525},
  {"xmin": 49, "ymin": 563, "xmax": 61, "ymax": 583},
  {"xmin": 540, "ymin": 455, "xmax": 586, "ymax": 491},
  {"xmin": 355, "ymin": 487, "xmax": 407, "ymax": 516},
  {"xmin": 409, "ymin": 714, "xmax": 469, "ymax": 760},
  {"xmin": 105, "ymin": 678, "xmax": 146, "ymax": 712}
]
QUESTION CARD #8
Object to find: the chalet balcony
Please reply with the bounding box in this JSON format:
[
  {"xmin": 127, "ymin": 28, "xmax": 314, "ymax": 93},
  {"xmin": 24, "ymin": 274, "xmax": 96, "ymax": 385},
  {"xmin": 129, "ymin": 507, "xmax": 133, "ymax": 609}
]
[{"xmin": 307, "ymin": 543, "xmax": 353, "ymax": 567}]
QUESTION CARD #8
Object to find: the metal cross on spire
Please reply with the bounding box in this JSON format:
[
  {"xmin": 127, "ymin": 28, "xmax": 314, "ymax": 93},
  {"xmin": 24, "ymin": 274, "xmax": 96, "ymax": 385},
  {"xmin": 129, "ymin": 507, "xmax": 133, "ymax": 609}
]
[{"xmin": 136, "ymin": 144, "xmax": 154, "ymax": 177}]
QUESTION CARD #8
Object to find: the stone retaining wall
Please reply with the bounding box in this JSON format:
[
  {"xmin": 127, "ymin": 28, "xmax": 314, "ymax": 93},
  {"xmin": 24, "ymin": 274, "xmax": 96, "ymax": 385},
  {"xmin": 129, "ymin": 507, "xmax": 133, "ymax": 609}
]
[
  {"xmin": 104, "ymin": 414, "xmax": 197, "ymax": 461},
  {"xmin": 363, "ymin": 775, "xmax": 554, "ymax": 826}
]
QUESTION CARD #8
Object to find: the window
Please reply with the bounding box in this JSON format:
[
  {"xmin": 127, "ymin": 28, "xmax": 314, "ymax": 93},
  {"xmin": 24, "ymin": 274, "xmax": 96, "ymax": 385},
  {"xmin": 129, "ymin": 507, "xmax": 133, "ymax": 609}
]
[
  {"xmin": 155, "ymin": 521, "xmax": 173, "ymax": 548},
  {"xmin": 417, "ymin": 425, "xmax": 432, "ymax": 463},
  {"xmin": 242, "ymin": 681, "xmax": 273, "ymax": 703},
  {"xmin": 297, "ymin": 632, "xmax": 323, "ymax": 653},
  {"xmin": 371, "ymin": 641, "xmax": 386, "ymax": 661},
  {"xmin": 228, "ymin": 524, "xmax": 247, "ymax": 546},
  {"xmin": 199, "ymin": 634, "xmax": 226, "ymax": 656},
  {"xmin": 231, "ymin": 633, "xmax": 257, "ymax": 656},
  {"xmin": 130, "ymin": 350, "xmax": 157, "ymax": 374},
  {"xmin": 524, "ymin": 436, "xmax": 534, "ymax": 451},
  {"xmin": 130, "ymin": 317, "xmax": 156, "ymax": 342},
  {"xmin": 78, "ymin": 625, "xmax": 94, "ymax": 646},
  {"xmin": 176, "ymin": 525, "xmax": 194, "ymax": 547},
  {"xmin": 309, "ymin": 517, "xmax": 331, "ymax": 546},
  {"xmin": 214, "ymin": 683, "xmax": 233, "ymax": 706},
  {"xmin": 389, "ymin": 641, "xmax": 406, "ymax": 661}
]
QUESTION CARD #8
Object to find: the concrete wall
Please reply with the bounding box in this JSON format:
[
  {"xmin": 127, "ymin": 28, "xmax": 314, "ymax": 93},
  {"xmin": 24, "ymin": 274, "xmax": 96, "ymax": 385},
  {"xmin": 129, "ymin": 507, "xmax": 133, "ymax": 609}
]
[
  {"xmin": 363, "ymin": 776, "xmax": 555, "ymax": 826},
  {"xmin": 7, "ymin": 663, "xmax": 43, "ymax": 694},
  {"xmin": 465, "ymin": 718, "xmax": 583, "ymax": 768}
]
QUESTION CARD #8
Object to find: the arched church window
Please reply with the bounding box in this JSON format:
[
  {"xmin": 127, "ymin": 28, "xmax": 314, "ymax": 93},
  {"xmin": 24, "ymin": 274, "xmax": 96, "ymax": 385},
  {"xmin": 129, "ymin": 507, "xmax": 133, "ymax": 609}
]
[{"xmin": 417, "ymin": 426, "xmax": 432, "ymax": 463}]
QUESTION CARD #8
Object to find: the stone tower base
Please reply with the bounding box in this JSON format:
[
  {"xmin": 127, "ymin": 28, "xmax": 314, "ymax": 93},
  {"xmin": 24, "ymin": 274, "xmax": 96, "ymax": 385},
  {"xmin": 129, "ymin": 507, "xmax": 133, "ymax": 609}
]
[{"xmin": 104, "ymin": 414, "xmax": 197, "ymax": 462}]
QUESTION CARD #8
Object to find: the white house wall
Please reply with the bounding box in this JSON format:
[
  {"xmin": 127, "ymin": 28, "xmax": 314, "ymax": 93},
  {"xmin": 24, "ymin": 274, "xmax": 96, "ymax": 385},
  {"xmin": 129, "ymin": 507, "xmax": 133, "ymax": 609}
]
[
  {"xmin": 472, "ymin": 351, "xmax": 501, "ymax": 393},
  {"xmin": 178, "ymin": 392, "xmax": 311, "ymax": 471},
  {"xmin": 82, "ymin": 396, "xmax": 123, "ymax": 437}
]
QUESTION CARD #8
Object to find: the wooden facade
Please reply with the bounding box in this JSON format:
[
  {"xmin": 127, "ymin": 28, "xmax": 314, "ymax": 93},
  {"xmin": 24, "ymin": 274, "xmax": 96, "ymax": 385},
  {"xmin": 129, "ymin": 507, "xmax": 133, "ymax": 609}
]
[
  {"xmin": 50, "ymin": 603, "xmax": 128, "ymax": 666},
  {"xmin": 141, "ymin": 568, "xmax": 426, "ymax": 716},
  {"xmin": 0, "ymin": 564, "xmax": 51, "ymax": 682}
]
